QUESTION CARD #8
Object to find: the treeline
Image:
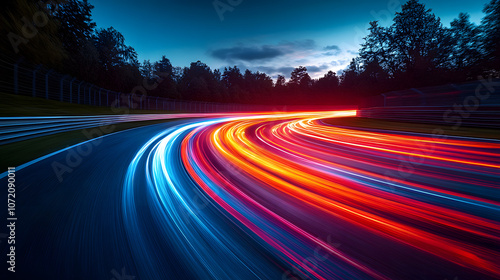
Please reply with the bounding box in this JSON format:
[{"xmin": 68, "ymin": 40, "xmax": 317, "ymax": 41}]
[
  {"xmin": 1, "ymin": 0, "xmax": 499, "ymax": 105},
  {"xmin": 343, "ymin": 0, "xmax": 500, "ymax": 100}
]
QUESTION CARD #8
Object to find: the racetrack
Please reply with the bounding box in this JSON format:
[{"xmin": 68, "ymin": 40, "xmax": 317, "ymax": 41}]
[{"xmin": 1, "ymin": 111, "xmax": 499, "ymax": 280}]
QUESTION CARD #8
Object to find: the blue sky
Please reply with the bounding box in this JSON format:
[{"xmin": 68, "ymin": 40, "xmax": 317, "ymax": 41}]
[{"xmin": 91, "ymin": 0, "xmax": 489, "ymax": 78}]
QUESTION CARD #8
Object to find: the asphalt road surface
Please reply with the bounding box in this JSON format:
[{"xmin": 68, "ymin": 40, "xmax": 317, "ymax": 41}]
[{"xmin": 1, "ymin": 111, "xmax": 499, "ymax": 280}]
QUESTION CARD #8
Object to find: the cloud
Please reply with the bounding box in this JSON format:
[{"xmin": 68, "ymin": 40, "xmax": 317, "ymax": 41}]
[
  {"xmin": 211, "ymin": 45, "xmax": 284, "ymax": 61},
  {"xmin": 210, "ymin": 39, "xmax": 317, "ymax": 62},
  {"xmin": 277, "ymin": 66, "xmax": 296, "ymax": 74},
  {"xmin": 212, "ymin": 39, "xmax": 353, "ymax": 79},
  {"xmin": 330, "ymin": 59, "xmax": 350, "ymax": 67},
  {"xmin": 323, "ymin": 45, "xmax": 341, "ymax": 56},
  {"xmin": 324, "ymin": 45, "xmax": 340, "ymax": 51},
  {"xmin": 305, "ymin": 64, "xmax": 330, "ymax": 74}
]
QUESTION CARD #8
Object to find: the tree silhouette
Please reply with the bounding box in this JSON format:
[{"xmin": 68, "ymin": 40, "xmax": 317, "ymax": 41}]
[
  {"xmin": 275, "ymin": 75, "xmax": 286, "ymax": 88},
  {"xmin": 141, "ymin": 60, "xmax": 154, "ymax": 79},
  {"xmin": 359, "ymin": 21, "xmax": 393, "ymax": 75},
  {"xmin": 222, "ymin": 66, "xmax": 244, "ymax": 102},
  {"xmin": 481, "ymin": 0, "xmax": 500, "ymax": 71},
  {"xmin": 391, "ymin": 0, "xmax": 450, "ymax": 86},
  {"xmin": 151, "ymin": 56, "xmax": 179, "ymax": 99},
  {"xmin": 94, "ymin": 27, "xmax": 137, "ymax": 71},
  {"xmin": 55, "ymin": 0, "xmax": 95, "ymax": 57},
  {"xmin": 93, "ymin": 27, "xmax": 140, "ymax": 91},
  {"xmin": 340, "ymin": 58, "xmax": 361, "ymax": 89},
  {"xmin": 289, "ymin": 66, "xmax": 311, "ymax": 88},
  {"xmin": 2, "ymin": 0, "xmax": 499, "ymax": 106},
  {"xmin": 1, "ymin": 0, "xmax": 66, "ymax": 66},
  {"xmin": 448, "ymin": 13, "xmax": 482, "ymax": 79}
]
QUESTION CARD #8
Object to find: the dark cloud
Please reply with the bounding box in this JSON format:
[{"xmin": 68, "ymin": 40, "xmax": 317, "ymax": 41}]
[
  {"xmin": 324, "ymin": 45, "xmax": 340, "ymax": 51},
  {"xmin": 323, "ymin": 45, "xmax": 341, "ymax": 55},
  {"xmin": 211, "ymin": 45, "xmax": 284, "ymax": 61},
  {"xmin": 210, "ymin": 39, "xmax": 317, "ymax": 62},
  {"xmin": 277, "ymin": 66, "xmax": 296, "ymax": 74}
]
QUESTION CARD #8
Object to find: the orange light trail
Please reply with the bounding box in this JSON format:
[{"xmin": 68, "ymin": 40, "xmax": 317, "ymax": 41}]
[{"xmin": 176, "ymin": 110, "xmax": 500, "ymax": 279}]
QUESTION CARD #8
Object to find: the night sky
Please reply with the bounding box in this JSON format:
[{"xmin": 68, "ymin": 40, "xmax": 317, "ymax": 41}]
[{"xmin": 91, "ymin": 0, "xmax": 488, "ymax": 78}]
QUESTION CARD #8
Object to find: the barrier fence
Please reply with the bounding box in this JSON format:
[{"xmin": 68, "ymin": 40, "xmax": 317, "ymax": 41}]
[
  {"xmin": 358, "ymin": 79, "xmax": 500, "ymax": 128},
  {"xmin": 0, "ymin": 55, "xmax": 266, "ymax": 113}
]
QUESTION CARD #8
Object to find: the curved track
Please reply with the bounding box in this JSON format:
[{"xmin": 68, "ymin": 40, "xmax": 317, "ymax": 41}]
[{"xmin": 1, "ymin": 111, "xmax": 499, "ymax": 280}]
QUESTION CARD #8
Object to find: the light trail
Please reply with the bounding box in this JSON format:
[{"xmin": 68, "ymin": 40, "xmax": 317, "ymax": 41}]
[{"xmin": 122, "ymin": 110, "xmax": 500, "ymax": 279}]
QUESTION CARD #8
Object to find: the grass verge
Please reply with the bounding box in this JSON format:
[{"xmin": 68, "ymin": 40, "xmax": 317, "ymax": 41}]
[{"xmin": 0, "ymin": 92, "xmax": 186, "ymax": 170}]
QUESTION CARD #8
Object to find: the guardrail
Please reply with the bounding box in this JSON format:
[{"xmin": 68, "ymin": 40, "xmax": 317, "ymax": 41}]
[
  {"xmin": 0, "ymin": 113, "xmax": 239, "ymax": 145},
  {"xmin": 360, "ymin": 79, "xmax": 500, "ymax": 108},
  {"xmin": 358, "ymin": 78, "xmax": 500, "ymax": 128}
]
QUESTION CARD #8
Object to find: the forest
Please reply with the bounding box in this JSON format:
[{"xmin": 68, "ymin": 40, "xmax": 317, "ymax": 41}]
[{"xmin": 1, "ymin": 0, "xmax": 499, "ymax": 105}]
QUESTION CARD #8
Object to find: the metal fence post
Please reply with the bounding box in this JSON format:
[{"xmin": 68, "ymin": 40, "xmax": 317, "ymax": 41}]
[
  {"xmin": 60, "ymin": 75, "xmax": 69, "ymax": 102},
  {"xmin": 13, "ymin": 59, "xmax": 22, "ymax": 94},
  {"xmin": 83, "ymin": 83, "xmax": 87, "ymax": 104},
  {"xmin": 77, "ymin": 81, "xmax": 84, "ymax": 104},
  {"xmin": 69, "ymin": 78, "xmax": 76, "ymax": 103},
  {"xmin": 83, "ymin": 84, "xmax": 87, "ymax": 105},
  {"xmin": 32, "ymin": 65, "xmax": 42, "ymax": 97},
  {"xmin": 83, "ymin": 83, "xmax": 90, "ymax": 105},
  {"xmin": 45, "ymin": 70, "xmax": 54, "ymax": 100},
  {"xmin": 106, "ymin": 90, "xmax": 109, "ymax": 106},
  {"xmin": 98, "ymin": 88, "xmax": 102, "ymax": 106},
  {"xmin": 89, "ymin": 85, "xmax": 93, "ymax": 105}
]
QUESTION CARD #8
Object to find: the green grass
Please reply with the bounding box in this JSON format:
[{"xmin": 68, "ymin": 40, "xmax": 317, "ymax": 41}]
[
  {"xmin": 3, "ymin": 92, "xmax": 498, "ymax": 169},
  {"xmin": 0, "ymin": 92, "xmax": 187, "ymax": 169},
  {"xmin": 323, "ymin": 117, "xmax": 500, "ymax": 140},
  {"xmin": 0, "ymin": 92, "xmax": 176, "ymax": 116}
]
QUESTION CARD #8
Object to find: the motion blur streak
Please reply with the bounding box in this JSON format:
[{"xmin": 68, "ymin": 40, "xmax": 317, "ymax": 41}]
[{"xmin": 124, "ymin": 110, "xmax": 500, "ymax": 280}]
